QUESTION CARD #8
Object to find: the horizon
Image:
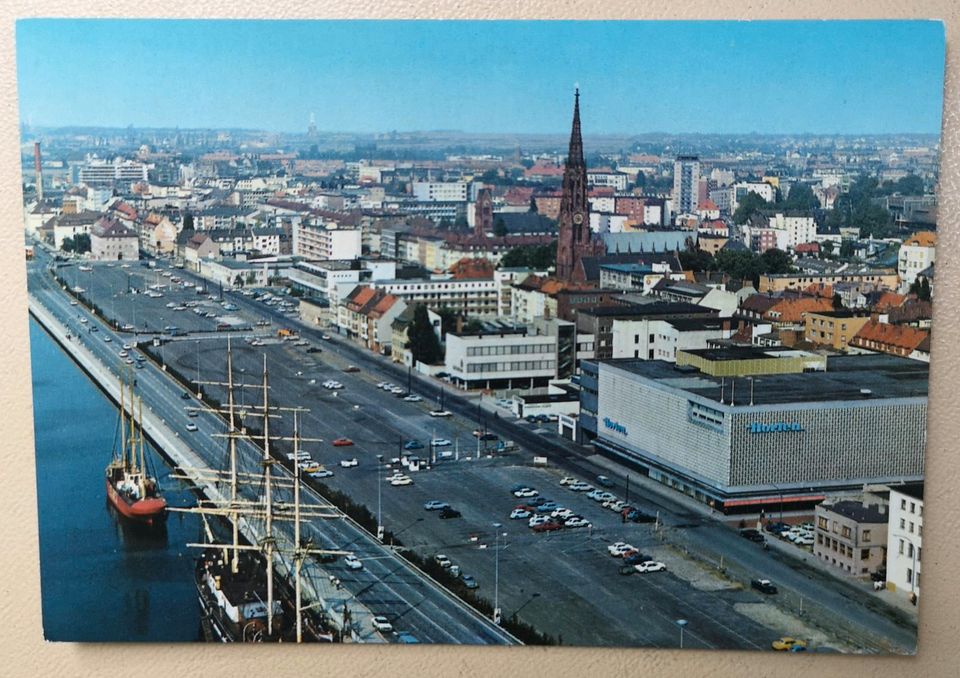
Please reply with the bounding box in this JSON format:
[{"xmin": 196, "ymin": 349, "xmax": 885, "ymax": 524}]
[{"xmin": 16, "ymin": 20, "xmax": 945, "ymax": 137}]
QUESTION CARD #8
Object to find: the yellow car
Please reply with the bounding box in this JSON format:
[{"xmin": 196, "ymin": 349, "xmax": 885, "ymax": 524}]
[{"xmin": 771, "ymin": 637, "xmax": 808, "ymax": 652}]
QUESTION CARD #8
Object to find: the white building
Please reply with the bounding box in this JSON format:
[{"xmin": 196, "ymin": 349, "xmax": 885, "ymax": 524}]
[
  {"xmin": 610, "ymin": 317, "xmax": 733, "ymax": 361},
  {"xmin": 764, "ymin": 212, "xmax": 818, "ymax": 249},
  {"xmin": 372, "ymin": 277, "xmax": 498, "ymax": 319},
  {"xmin": 412, "ymin": 181, "xmax": 469, "ymax": 202},
  {"xmin": 445, "ymin": 326, "xmax": 558, "ymax": 390},
  {"xmin": 90, "ymin": 217, "xmax": 139, "ymax": 261},
  {"xmin": 884, "ymin": 483, "xmax": 923, "ymax": 603},
  {"xmin": 293, "ymin": 221, "xmax": 362, "ymax": 260},
  {"xmin": 897, "ymin": 232, "xmax": 936, "ymax": 290},
  {"xmin": 729, "ymin": 181, "xmax": 776, "ymax": 212},
  {"xmin": 587, "ymin": 170, "xmax": 629, "ymax": 191},
  {"xmin": 672, "ymin": 155, "xmax": 701, "ymax": 216}
]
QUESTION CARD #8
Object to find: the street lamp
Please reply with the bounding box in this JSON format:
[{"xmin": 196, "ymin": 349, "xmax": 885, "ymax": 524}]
[
  {"xmin": 375, "ymin": 454, "xmax": 384, "ymax": 541},
  {"xmin": 676, "ymin": 619, "xmax": 688, "ymax": 649},
  {"xmin": 896, "ymin": 533, "xmax": 920, "ymax": 604},
  {"xmin": 493, "ymin": 522, "xmax": 506, "ymax": 625},
  {"xmin": 196, "ymin": 340, "xmax": 202, "ymax": 397}
]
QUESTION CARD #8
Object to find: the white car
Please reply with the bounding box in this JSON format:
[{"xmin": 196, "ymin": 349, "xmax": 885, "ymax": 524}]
[
  {"xmin": 509, "ymin": 508, "xmax": 531, "ymax": 520},
  {"xmin": 390, "ymin": 476, "xmax": 413, "ymax": 486},
  {"xmin": 795, "ymin": 535, "xmax": 815, "ymax": 546},
  {"xmin": 376, "ymin": 382, "xmax": 389, "ymax": 389},
  {"xmin": 309, "ymin": 469, "xmax": 334, "ymax": 479},
  {"xmin": 339, "ymin": 458, "xmax": 359, "ymax": 468},
  {"xmin": 344, "ymin": 555, "xmax": 363, "ymax": 570},
  {"xmin": 635, "ymin": 561, "xmax": 667, "ymax": 574},
  {"xmin": 119, "ymin": 350, "xmax": 128, "ymax": 358},
  {"xmin": 607, "ymin": 542, "xmax": 635, "ymax": 557},
  {"xmin": 430, "ymin": 438, "xmax": 452, "ymax": 447},
  {"xmin": 551, "ymin": 508, "xmax": 575, "ymax": 520},
  {"xmin": 321, "ymin": 334, "xmax": 332, "ymax": 340},
  {"xmin": 287, "ymin": 451, "xmax": 311, "ymax": 461},
  {"xmin": 513, "ymin": 488, "xmax": 538, "ymax": 498},
  {"xmin": 122, "ymin": 343, "xmax": 132, "ymax": 350},
  {"xmin": 185, "ymin": 423, "xmax": 198, "ymax": 432},
  {"xmin": 559, "ymin": 476, "xmax": 577, "ymax": 486},
  {"xmin": 403, "ymin": 395, "xmax": 422, "ymax": 402},
  {"xmin": 372, "ymin": 616, "xmax": 393, "ymax": 633},
  {"xmin": 594, "ymin": 492, "xmax": 617, "ymax": 503},
  {"xmin": 428, "ymin": 410, "xmax": 452, "ymax": 418},
  {"xmin": 565, "ymin": 517, "xmax": 591, "ymax": 529},
  {"xmin": 528, "ymin": 515, "xmax": 550, "ymax": 528},
  {"xmin": 569, "ymin": 482, "xmax": 593, "ymax": 492}
]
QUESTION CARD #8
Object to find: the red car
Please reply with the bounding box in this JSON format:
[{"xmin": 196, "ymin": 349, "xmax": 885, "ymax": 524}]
[
  {"xmin": 332, "ymin": 437, "xmax": 354, "ymax": 447},
  {"xmin": 532, "ymin": 521, "xmax": 563, "ymax": 533}
]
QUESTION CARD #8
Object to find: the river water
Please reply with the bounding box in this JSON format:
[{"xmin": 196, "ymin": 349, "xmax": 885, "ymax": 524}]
[{"xmin": 30, "ymin": 318, "xmax": 201, "ymax": 641}]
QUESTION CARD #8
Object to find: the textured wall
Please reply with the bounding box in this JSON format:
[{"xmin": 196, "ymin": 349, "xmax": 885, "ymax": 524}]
[{"xmin": 1, "ymin": 4, "xmax": 958, "ymax": 677}]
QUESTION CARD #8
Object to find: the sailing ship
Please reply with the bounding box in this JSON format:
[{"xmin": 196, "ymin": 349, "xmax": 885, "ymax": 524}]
[
  {"xmin": 105, "ymin": 373, "xmax": 167, "ymax": 524},
  {"xmin": 173, "ymin": 344, "xmax": 347, "ymax": 642}
]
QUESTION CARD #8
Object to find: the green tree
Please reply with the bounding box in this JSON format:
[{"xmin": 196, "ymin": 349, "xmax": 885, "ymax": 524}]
[
  {"xmin": 434, "ymin": 306, "xmax": 459, "ymax": 340},
  {"xmin": 733, "ymin": 191, "xmax": 769, "ymax": 225},
  {"xmin": 882, "ymin": 174, "xmax": 924, "ymax": 196},
  {"xmin": 839, "ymin": 240, "xmax": 855, "ymax": 259},
  {"xmin": 759, "ymin": 248, "xmax": 792, "ymax": 275},
  {"xmin": 408, "ymin": 304, "xmax": 443, "ymax": 365},
  {"xmin": 493, "ymin": 217, "xmax": 508, "ymax": 237},
  {"xmin": 453, "ymin": 215, "xmax": 469, "ymax": 230},
  {"xmin": 678, "ymin": 247, "xmax": 714, "ymax": 272},
  {"xmin": 182, "ymin": 212, "xmax": 194, "ymax": 231},
  {"xmin": 832, "ymin": 292, "xmax": 844, "ymax": 309},
  {"xmin": 821, "ymin": 240, "xmax": 835, "ymax": 256},
  {"xmin": 910, "ymin": 277, "xmax": 932, "ymax": 302},
  {"xmin": 832, "ymin": 174, "xmax": 894, "ymax": 239},
  {"xmin": 529, "ymin": 196, "xmax": 538, "ymax": 213},
  {"xmin": 782, "ymin": 183, "xmax": 820, "ymax": 211},
  {"xmin": 233, "ymin": 274, "xmax": 244, "ymax": 287}
]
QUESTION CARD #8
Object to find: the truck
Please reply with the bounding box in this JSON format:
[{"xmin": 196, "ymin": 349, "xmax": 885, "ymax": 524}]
[
  {"xmin": 277, "ymin": 328, "xmax": 297, "ymax": 339},
  {"xmin": 496, "ymin": 440, "xmax": 518, "ymax": 453}
]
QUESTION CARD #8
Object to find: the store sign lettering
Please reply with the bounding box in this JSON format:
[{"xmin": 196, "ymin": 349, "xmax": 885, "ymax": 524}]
[
  {"xmin": 748, "ymin": 422, "xmax": 804, "ymax": 434},
  {"xmin": 603, "ymin": 418, "xmax": 627, "ymax": 435}
]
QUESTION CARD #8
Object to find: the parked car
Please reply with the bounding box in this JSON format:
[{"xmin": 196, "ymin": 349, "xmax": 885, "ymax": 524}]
[
  {"xmin": 568, "ymin": 481, "xmax": 593, "ymax": 492},
  {"xmin": 559, "ymin": 476, "xmax": 577, "ymax": 486},
  {"xmin": 371, "ymin": 616, "xmax": 393, "ymax": 633},
  {"xmin": 532, "ymin": 521, "xmax": 563, "ymax": 533},
  {"xmin": 772, "ymin": 637, "xmax": 807, "ymax": 652},
  {"xmin": 404, "ymin": 440, "xmax": 424, "ymax": 450},
  {"xmin": 461, "ymin": 574, "xmax": 478, "ymax": 589},
  {"xmin": 794, "ymin": 535, "xmax": 815, "ymax": 546},
  {"xmin": 424, "ymin": 500, "xmax": 449, "ymax": 511},
  {"xmin": 513, "ymin": 488, "xmax": 538, "ymax": 498},
  {"xmin": 564, "ymin": 516, "xmax": 591, "ymax": 528},
  {"xmin": 535, "ymin": 501, "xmax": 560, "ymax": 513},
  {"xmin": 434, "ymin": 554, "xmax": 452, "ymax": 568},
  {"xmin": 332, "ymin": 437, "xmax": 354, "ymax": 447},
  {"xmin": 344, "ymin": 554, "xmax": 363, "ymax": 570},
  {"xmin": 439, "ymin": 507, "xmax": 462, "ymax": 519},
  {"xmin": 339, "ymin": 458, "xmax": 359, "ymax": 468},
  {"xmin": 509, "ymin": 508, "xmax": 531, "ymax": 520},
  {"xmin": 430, "ymin": 438, "xmax": 452, "ymax": 447},
  {"xmin": 634, "ymin": 561, "xmax": 667, "ymax": 574},
  {"xmin": 528, "ymin": 515, "xmax": 551, "ymax": 528},
  {"xmin": 623, "ymin": 552, "xmax": 654, "ymax": 566},
  {"xmin": 551, "ymin": 508, "xmax": 574, "ymax": 520},
  {"xmin": 739, "ymin": 528, "xmax": 766, "ymax": 543},
  {"xmin": 751, "ymin": 579, "xmax": 779, "ymax": 594},
  {"xmin": 607, "ymin": 542, "xmax": 635, "ymax": 557},
  {"xmin": 596, "ymin": 475, "xmax": 614, "ymax": 487}
]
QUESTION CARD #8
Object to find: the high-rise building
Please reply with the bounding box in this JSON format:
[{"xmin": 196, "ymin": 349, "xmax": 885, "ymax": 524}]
[
  {"xmin": 556, "ymin": 89, "xmax": 604, "ymax": 281},
  {"xmin": 672, "ymin": 155, "xmax": 701, "ymax": 217}
]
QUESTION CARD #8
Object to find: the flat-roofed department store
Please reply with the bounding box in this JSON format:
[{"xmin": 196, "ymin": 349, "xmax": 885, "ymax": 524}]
[{"xmin": 584, "ymin": 351, "xmax": 927, "ymax": 512}]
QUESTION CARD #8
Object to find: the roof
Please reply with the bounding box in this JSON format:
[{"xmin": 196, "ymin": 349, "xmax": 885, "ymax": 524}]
[
  {"xmin": 763, "ymin": 297, "xmax": 835, "ymax": 324},
  {"xmin": 903, "ymin": 231, "xmax": 936, "ymax": 247},
  {"xmin": 888, "ymin": 482, "xmax": 924, "ymax": 501},
  {"xmin": 821, "ymin": 500, "xmax": 888, "ymax": 525},
  {"xmin": 852, "ymin": 320, "xmax": 929, "ymax": 352},
  {"xmin": 579, "ymin": 301, "xmax": 712, "ymax": 320},
  {"xmin": 603, "ymin": 352, "xmax": 928, "ymax": 405},
  {"xmin": 92, "ymin": 216, "xmax": 136, "ymax": 239},
  {"xmin": 739, "ymin": 294, "xmax": 781, "ymax": 315}
]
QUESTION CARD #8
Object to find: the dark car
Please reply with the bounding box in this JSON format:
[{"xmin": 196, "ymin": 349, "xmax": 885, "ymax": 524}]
[
  {"xmin": 740, "ymin": 528, "xmax": 766, "ymax": 543},
  {"xmin": 625, "ymin": 509, "xmax": 657, "ymax": 523},
  {"xmin": 535, "ymin": 501, "xmax": 560, "ymax": 513},
  {"xmin": 623, "ymin": 552, "xmax": 654, "ymax": 566},
  {"xmin": 404, "ymin": 440, "xmax": 424, "ymax": 450},
  {"xmin": 751, "ymin": 579, "xmax": 779, "ymax": 594},
  {"xmin": 527, "ymin": 497, "xmax": 548, "ymax": 507},
  {"xmin": 439, "ymin": 507, "xmax": 462, "ymax": 519},
  {"xmin": 765, "ymin": 521, "xmax": 789, "ymax": 534},
  {"xmin": 306, "ymin": 347, "xmax": 323, "ymax": 354},
  {"xmin": 181, "ymin": 392, "xmax": 191, "ymax": 400},
  {"xmin": 479, "ymin": 433, "xmax": 498, "ymax": 441},
  {"xmin": 524, "ymin": 415, "xmax": 538, "ymax": 423},
  {"xmin": 618, "ymin": 565, "xmax": 636, "ymax": 575},
  {"xmin": 596, "ymin": 475, "xmax": 614, "ymax": 488}
]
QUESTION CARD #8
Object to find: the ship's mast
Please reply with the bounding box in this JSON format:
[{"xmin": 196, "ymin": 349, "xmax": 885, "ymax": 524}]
[
  {"xmin": 293, "ymin": 409, "xmax": 303, "ymax": 644},
  {"xmin": 127, "ymin": 376, "xmax": 137, "ymax": 473},
  {"xmin": 261, "ymin": 354, "xmax": 275, "ymax": 637},
  {"xmin": 119, "ymin": 371, "xmax": 127, "ymax": 469},
  {"xmin": 226, "ymin": 338, "xmax": 239, "ymax": 575},
  {"xmin": 138, "ymin": 393, "xmax": 146, "ymax": 498}
]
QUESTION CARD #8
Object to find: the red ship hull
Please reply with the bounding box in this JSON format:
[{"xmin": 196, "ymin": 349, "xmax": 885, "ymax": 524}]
[{"xmin": 106, "ymin": 478, "xmax": 167, "ymax": 524}]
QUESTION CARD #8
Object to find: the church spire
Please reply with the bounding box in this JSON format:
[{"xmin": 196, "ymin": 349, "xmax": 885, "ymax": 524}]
[{"xmin": 567, "ymin": 87, "xmax": 584, "ymax": 167}]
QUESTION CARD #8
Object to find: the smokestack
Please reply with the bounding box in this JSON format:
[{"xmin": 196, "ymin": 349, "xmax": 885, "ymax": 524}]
[{"xmin": 33, "ymin": 142, "xmax": 43, "ymax": 202}]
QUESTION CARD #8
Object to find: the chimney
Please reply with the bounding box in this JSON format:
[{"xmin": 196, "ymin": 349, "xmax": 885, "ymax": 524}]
[{"xmin": 33, "ymin": 142, "xmax": 43, "ymax": 202}]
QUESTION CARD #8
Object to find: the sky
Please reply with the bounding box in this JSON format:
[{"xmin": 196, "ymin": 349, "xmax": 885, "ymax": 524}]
[{"xmin": 15, "ymin": 20, "xmax": 946, "ymax": 135}]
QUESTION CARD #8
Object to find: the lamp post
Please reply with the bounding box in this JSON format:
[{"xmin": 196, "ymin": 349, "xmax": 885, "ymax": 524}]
[
  {"xmin": 493, "ymin": 522, "xmax": 505, "ymax": 625},
  {"xmin": 897, "ymin": 533, "xmax": 919, "ymax": 602},
  {"xmin": 196, "ymin": 340, "xmax": 202, "ymax": 397},
  {"xmin": 376, "ymin": 453, "xmax": 384, "ymax": 541},
  {"xmin": 676, "ymin": 619, "xmax": 688, "ymax": 649}
]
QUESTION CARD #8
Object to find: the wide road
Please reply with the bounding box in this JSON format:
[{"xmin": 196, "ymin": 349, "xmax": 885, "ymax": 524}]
[
  {"xmin": 28, "ymin": 251, "xmax": 517, "ymax": 646},
  {"xmin": 38, "ymin": 251, "xmax": 919, "ymax": 652}
]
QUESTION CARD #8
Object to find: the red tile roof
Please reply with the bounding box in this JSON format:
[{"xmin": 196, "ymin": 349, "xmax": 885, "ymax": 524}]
[{"xmin": 851, "ymin": 320, "xmax": 929, "ymax": 354}]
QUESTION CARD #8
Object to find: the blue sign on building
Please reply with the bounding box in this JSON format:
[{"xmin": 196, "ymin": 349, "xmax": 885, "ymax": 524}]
[
  {"xmin": 748, "ymin": 422, "xmax": 804, "ymax": 434},
  {"xmin": 603, "ymin": 417, "xmax": 627, "ymax": 435}
]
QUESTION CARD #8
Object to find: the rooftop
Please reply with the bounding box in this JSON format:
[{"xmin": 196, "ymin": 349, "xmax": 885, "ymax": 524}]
[
  {"xmin": 821, "ymin": 500, "xmax": 889, "ymax": 525},
  {"xmin": 602, "ymin": 353, "xmax": 928, "ymax": 405},
  {"xmin": 888, "ymin": 481, "xmax": 924, "ymax": 501}
]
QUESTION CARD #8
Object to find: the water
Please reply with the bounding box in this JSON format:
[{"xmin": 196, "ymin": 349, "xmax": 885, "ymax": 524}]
[{"xmin": 30, "ymin": 318, "xmax": 201, "ymax": 641}]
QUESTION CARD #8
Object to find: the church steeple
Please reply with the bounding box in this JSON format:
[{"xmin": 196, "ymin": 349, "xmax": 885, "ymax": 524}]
[{"xmin": 555, "ymin": 87, "xmax": 600, "ymax": 282}]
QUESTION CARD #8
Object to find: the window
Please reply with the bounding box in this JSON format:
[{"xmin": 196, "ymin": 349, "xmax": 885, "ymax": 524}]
[
  {"xmin": 841, "ymin": 526, "xmax": 851, "ymax": 539},
  {"xmin": 818, "ymin": 517, "xmax": 828, "ymax": 530},
  {"xmin": 906, "ymin": 568, "xmax": 913, "ymax": 584},
  {"xmin": 899, "ymin": 539, "xmax": 904, "ymax": 555},
  {"xmin": 909, "ymin": 522, "xmax": 914, "ymax": 534},
  {"xmin": 862, "ymin": 530, "xmax": 871, "ymax": 542},
  {"xmin": 907, "ymin": 543, "xmax": 914, "ymax": 558},
  {"xmin": 861, "ymin": 549, "xmax": 870, "ymax": 560},
  {"xmin": 910, "ymin": 502, "xmax": 915, "ymax": 514},
  {"xmin": 901, "ymin": 499, "xmax": 907, "ymax": 510},
  {"xmin": 900, "ymin": 518, "xmax": 906, "ymax": 530}
]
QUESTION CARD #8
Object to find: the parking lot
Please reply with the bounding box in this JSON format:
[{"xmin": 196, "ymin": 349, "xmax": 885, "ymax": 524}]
[{"xmin": 56, "ymin": 259, "xmax": 894, "ymax": 650}]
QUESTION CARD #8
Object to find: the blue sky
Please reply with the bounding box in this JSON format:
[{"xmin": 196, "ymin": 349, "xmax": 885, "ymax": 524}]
[{"xmin": 15, "ymin": 20, "xmax": 945, "ymax": 135}]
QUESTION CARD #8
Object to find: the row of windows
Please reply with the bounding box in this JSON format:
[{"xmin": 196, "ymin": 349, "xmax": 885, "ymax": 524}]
[
  {"xmin": 466, "ymin": 343, "xmax": 553, "ymax": 357},
  {"xmin": 688, "ymin": 401, "xmax": 725, "ymax": 431},
  {"xmin": 465, "ymin": 360, "xmax": 555, "ymax": 374},
  {"xmin": 898, "ymin": 539, "xmax": 922, "ymax": 562},
  {"xmin": 898, "ymin": 517, "xmax": 922, "ymax": 536},
  {"xmin": 900, "ymin": 498, "xmax": 923, "ymax": 515}
]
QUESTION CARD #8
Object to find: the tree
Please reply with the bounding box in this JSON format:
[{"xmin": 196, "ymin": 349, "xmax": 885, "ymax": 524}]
[
  {"xmin": 910, "ymin": 277, "xmax": 932, "ymax": 302},
  {"xmin": 832, "ymin": 292, "xmax": 844, "ymax": 309},
  {"xmin": 434, "ymin": 306, "xmax": 459, "ymax": 340},
  {"xmin": 233, "ymin": 274, "xmax": 244, "ymax": 287},
  {"xmin": 453, "ymin": 215, "xmax": 469, "ymax": 230},
  {"xmin": 493, "ymin": 217, "xmax": 508, "ymax": 238},
  {"xmin": 839, "ymin": 240, "xmax": 855, "ymax": 259},
  {"xmin": 408, "ymin": 304, "xmax": 443, "ymax": 365},
  {"xmin": 678, "ymin": 247, "xmax": 714, "ymax": 272},
  {"xmin": 529, "ymin": 196, "xmax": 538, "ymax": 213},
  {"xmin": 759, "ymin": 248, "xmax": 792, "ymax": 275},
  {"xmin": 733, "ymin": 191, "xmax": 769, "ymax": 225},
  {"xmin": 63, "ymin": 233, "xmax": 91, "ymax": 254},
  {"xmin": 500, "ymin": 242, "xmax": 557, "ymax": 270},
  {"xmin": 782, "ymin": 183, "xmax": 819, "ymax": 211},
  {"xmin": 821, "ymin": 240, "xmax": 835, "ymax": 256},
  {"xmin": 182, "ymin": 212, "xmax": 194, "ymax": 231},
  {"xmin": 832, "ymin": 174, "xmax": 894, "ymax": 239}
]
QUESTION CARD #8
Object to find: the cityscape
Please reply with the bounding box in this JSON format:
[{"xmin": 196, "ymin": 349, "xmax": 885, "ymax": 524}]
[{"xmin": 18, "ymin": 20, "xmax": 942, "ymax": 651}]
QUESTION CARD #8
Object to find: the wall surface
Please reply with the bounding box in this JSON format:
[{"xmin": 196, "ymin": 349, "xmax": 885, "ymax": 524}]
[{"xmin": 1, "ymin": 3, "xmax": 959, "ymax": 678}]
